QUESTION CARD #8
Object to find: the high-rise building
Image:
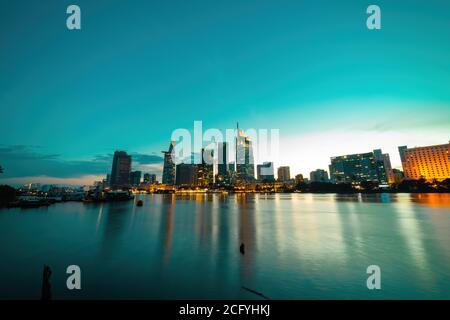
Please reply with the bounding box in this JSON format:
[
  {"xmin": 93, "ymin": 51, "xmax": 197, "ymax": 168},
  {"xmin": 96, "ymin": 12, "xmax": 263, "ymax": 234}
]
[
  {"xmin": 329, "ymin": 150, "xmax": 387, "ymax": 184},
  {"xmin": 130, "ymin": 171, "xmax": 142, "ymax": 186},
  {"xmin": 310, "ymin": 169, "xmax": 329, "ymax": 183},
  {"xmin": 398, "ymin": 141, "xmax": 450, "ymax": 181},
  {"xmin": 162, "ymin": 141, "xmax": 176, "ymax": 185},
  {"xmin": 235, "ymin": 123, "xmax": 255, "ymax": 182},
  {"xmin": 143, "ymin": 173, "xmax": 156, "ymax": 185},
  {"xmin": 216, "ymin": 142, "xmax": 231, "ymax": 186},
  {"xmin": 257, "ymin": 162, "xmax": 275, "ymax": 181},
  {"xmin": 175, "ymin": 163, "xmax": 198, "ymax": 186},
  {"xmin": 217, "ymin": 142, "xmax": 229, "ymax": 178},
  {"xmin": 373, "ymin": 149, "xmax": 394, "ymax": 184},
  {"xmin": 277, "ymin": 166, "xmax": 291, "ymax": 182},
  {"xmin": 198, "ymin": 148, "xmax": 214, "ymax": 187},
  {"xmin": 110, "ymin": 151, "xmax": 132, "ymax": 188}
]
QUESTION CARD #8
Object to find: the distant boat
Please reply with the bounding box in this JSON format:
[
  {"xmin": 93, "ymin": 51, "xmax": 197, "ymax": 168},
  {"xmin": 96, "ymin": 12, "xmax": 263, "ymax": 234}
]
[{"xmin": 137, "ymin": 200, "xmax": 143, "ymax": 207}]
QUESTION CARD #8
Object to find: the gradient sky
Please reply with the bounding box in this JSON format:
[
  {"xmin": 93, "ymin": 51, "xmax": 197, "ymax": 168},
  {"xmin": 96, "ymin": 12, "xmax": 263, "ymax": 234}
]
[{"xmin": 1, "ymin": 0, "xmax": 449, "ymax": 185}]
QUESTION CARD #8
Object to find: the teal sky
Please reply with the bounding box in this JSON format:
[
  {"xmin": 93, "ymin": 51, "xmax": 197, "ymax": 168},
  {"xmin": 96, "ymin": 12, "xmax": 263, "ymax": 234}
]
[{"xmin": 1, "ymin": 0, "xmax": 449, "ymax": 184}]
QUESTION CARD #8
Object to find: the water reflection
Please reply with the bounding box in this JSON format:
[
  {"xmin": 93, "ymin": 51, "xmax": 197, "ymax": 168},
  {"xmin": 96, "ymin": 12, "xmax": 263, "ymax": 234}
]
[
  {"xmin": 333, "ymin": 193, "xmax": 394, "ymax": 203},
  {"xmin": 393, "ymin": 198, "xmax": 435, "ymax": 293},
  {"xmin": 159, "ymin": 194, "xmax": 175, "ymax": 265},
  {"xmin": 1, "ymin": 192, "xmax": 449, "ymax": 299},
  {"xmin": 330, "ymin": 193, "xmax": 450, "ymax": 206},
  {"xmin": 95, "ymin": 202, "xmax": 104, "ymax": 233},
  {"xmin": 410, "ymin": 193, "xmax": 450, "ymax": 208},
  {"xmin": 236, "ymin": 194, "xmax": 257, "ymax": 280},
  {"xmin": 97, "ymin": 202, "xmax": 130, "ymax": 259}
]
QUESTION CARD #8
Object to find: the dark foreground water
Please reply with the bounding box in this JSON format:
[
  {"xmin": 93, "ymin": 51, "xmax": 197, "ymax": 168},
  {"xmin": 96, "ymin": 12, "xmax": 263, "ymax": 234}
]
[{"xmin": 0, "ymin": 193, "xmax": 449, "ymax": 300}]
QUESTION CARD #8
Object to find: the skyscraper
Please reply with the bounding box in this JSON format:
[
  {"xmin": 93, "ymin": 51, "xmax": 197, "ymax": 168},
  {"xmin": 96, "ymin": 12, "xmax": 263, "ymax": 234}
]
[
  {"xmin": 197, "ymin": 148, "xmax": 214, "ymax": 187},
  {"xmin": 277, "ymin": 166, "xmax": 291, "ymax": 182},
  {"xmin": 110, "ymin": 151, "xmax": 132, "ymax": 189},
  {"xmin": 217, "ymin": 142, "xmax": 229, "ymax": 178},
  {"xmin": 257, "ymin": 162, "xmax": 275, "ymax": 181},
  {"xmin": 398, "ymin": 141, "xmax": 450, "ymax": 181},
  {"xmin": 162, "ymin": 141, "xmax": 176, "ymax": 185},
  {"xmin": 235, "ymin": 123, "xmax": 255, "ymax": 183},
  {"xmin": 216, "ymin": 142, "xmax": 231, "ymax": 185},
  {"xmin": 329, "ymin": 150, "xmax": 387, "ymax": 184}
]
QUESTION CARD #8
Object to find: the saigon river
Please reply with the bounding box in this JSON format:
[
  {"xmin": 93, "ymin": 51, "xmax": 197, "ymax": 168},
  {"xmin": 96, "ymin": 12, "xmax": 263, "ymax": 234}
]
[{"xmin": 0, "ymin": 193, "xmax": 449, "ymax": 299}]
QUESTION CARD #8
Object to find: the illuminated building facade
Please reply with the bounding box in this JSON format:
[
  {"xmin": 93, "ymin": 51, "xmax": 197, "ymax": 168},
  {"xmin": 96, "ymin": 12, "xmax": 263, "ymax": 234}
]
[
  {"xmin": 235, "ymin": 124, "xmax": 255, "ymax": 183},
  {"xmin": 329, "ymin": 150, "xmax": 388, "ymax": 184},
  {"xmin": 398, "ymin": 141, "xmax": 450, "ymax": 181}
]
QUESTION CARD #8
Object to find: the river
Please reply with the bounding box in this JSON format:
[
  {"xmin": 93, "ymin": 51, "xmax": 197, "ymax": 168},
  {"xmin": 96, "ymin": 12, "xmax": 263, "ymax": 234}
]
[{"xmin": 0, "ymin": 193, "xmax": 449, "ymax": 299}]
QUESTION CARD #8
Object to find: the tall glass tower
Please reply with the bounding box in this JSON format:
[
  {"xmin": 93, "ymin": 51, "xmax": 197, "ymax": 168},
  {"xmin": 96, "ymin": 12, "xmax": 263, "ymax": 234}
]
[
  {"xmin": 235, "ymin": 123, "xmax": 255, "ymax": 183},
  {"xmin": 162, "ymin": 141, "xmax": 176, "ymax": 185}
]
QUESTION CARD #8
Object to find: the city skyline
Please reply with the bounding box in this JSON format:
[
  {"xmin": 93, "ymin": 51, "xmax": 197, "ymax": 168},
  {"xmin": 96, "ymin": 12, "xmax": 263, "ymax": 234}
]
[
  {"xmin": 1, "ymin": 136, "xmax": 449, "ymax": 187},
  {"xmin": 1, "ymin": 0, "xmax": 450, "ymax": 185}
]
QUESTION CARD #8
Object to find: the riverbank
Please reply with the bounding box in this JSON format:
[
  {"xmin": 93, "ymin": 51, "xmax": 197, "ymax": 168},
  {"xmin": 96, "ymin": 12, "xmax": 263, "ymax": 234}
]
[{"xmin": 1, "ymin": 179, "xmax": 450, "ymax": 209}]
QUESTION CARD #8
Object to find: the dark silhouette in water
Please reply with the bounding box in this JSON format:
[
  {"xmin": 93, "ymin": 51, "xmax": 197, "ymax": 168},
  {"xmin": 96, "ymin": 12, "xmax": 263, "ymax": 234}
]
[
  {"xmin": 240, "ymin": 243, "xmax": 245, "ymax": 254},
  {"xmin": 41, "ymin": 265, "xmax": 52, "ymax": 300},
  {"xmin": 137, "ymin": 200, "xmax": 143, "ymax": 207},
  {"xmin": 242, "ymin": 286, "xmax": 270, "ymax": 300}
]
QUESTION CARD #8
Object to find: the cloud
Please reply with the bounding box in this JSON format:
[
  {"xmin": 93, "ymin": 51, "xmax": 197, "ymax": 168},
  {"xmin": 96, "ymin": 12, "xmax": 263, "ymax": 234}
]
[
  {"xmin": 130, "ymin": 152, "xmax": 163, "ymax": 165},
  {"xmin": 0, "ymin": 145, "xmax": 163, "ymax": 185},
  {"xmin": 0, "ymin": 145, "xmax": 60, "ymax": 160},
  {"xmin": 92, "ymin": 152, "xmax": 163, "ymax": 165},
  {"xmin": 92, "ymin": 154, "xmax": 113, "ymax": 162},
  {"xmin": 0, "ymin": 175, "xmax": 105, "ymax": 187}
]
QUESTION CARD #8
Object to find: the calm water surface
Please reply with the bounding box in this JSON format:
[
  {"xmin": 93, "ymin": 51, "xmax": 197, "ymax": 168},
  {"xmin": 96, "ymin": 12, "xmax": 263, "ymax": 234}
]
[{"xmin": 1, "ymin": 193, "xmax": 449, "ymax": 299}]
